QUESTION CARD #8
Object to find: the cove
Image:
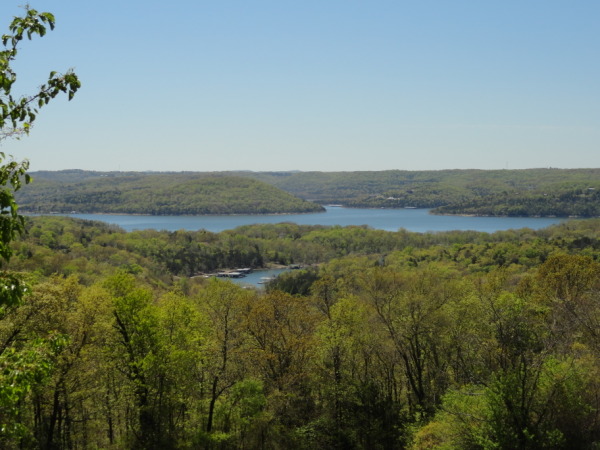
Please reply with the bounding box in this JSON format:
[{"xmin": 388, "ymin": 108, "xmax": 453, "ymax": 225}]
[{"xmin": 67, "ymin": 207, "xmax": 564, "ymax": 233}]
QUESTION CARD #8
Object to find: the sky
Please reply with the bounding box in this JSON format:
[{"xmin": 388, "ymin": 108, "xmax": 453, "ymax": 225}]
[{"xmin": 0, "ymin": 1, "xmax": 599, "ymax": 172}]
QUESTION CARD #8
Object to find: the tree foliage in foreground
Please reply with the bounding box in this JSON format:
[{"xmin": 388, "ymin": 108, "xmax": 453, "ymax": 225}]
[
  {"xmin": 4, "ymin": 5, "xmax": 600, "ymax": 449},
  {"xmin": 0, "ymin": 6, "xmax": 79, "ymax": 444},
  {"xmin": 4, "ymin": 213, "xmax": 600, "ymax": 448}
]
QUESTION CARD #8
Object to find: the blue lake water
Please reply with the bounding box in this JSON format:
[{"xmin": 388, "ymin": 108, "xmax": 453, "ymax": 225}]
[
  {"xmin": 228, "ymin": 268, "xmax": 289, "ymax": 289},
  {"xmin": 61, "ymin": 208, "xmax": 567, "ymax": 287},
  {"xmin": 67, "ymin": 207, "xmax": 564, "ymax": 234}
]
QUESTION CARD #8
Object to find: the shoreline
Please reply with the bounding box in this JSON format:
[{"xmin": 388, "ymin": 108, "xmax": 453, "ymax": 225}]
[
  {"xmin": 24, "ymin": 208, "xmax": 589, "ymax": 220},
  {"xmin": 22, "ymin": 209, "xmax": 327, "ymax": 217},
  {"xmin": 22, "ymin": 205, "xmax": 598, "ymax": 220}
]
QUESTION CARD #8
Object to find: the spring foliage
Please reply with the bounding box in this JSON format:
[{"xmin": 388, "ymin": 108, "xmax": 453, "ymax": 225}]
[
  {"xmin": 3, "ymin": 214, "xmax": 600, "ymax": 448},
  {"xmin": 0, "ymin": 6, "xmax": 79, "ymax": 443}
]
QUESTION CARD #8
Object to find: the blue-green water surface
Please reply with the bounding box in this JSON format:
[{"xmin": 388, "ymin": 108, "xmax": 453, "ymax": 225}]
[{"xmin": 67, "ymin": 207, "xmax": 564, "ymax": 234}]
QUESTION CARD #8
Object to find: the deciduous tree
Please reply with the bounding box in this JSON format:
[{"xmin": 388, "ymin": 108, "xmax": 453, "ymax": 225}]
[{"xmin": 0, "ymin": 6, "xmax": 79, "ymax": 444}]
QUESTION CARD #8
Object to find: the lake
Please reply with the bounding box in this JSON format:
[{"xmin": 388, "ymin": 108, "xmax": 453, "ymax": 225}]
[
  {"xmin": 227, "ymin": 268, "xmax": 290, "ymax": 289},
  {"xmin": 67, "ymin": 207, "xmax": 564, "ymax": 234}
]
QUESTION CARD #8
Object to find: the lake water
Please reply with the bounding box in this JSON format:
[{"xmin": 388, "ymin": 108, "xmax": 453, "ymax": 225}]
[
  {"xmin": 227, "ymin": 268, "xmax": 289, "ymax": 289},
  {"xmin": 67, "ymin": 207, "xmax": 564, "ymax": 234},
  {"xmin": 63, "ymin": 208, "xmax": 566, "ymax": 288}
]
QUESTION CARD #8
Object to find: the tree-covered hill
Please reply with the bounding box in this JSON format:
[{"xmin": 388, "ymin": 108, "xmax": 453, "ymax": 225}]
[
  {"xmin": 247, "ymin": 168, "xmax": 600, "ymax": 216},
  {"xmin": 16, "ymin": 172, "xmax": 325, "ymax": 215},
  {"xmin": 19, "ymin": 168, "xmax": 600, "ymax": 217}
]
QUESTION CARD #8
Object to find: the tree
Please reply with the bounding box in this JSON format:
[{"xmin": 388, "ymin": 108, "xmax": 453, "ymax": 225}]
[
  {"xmin": 196, "ymin": 280, "xmax": 250, "ymax": 441},
  {"xmin": 0, "ymin": 6, "xmax": 79, "ymax": 443},
  {"xmin": 242, "ymin": 290, "xmax": 320, "ymax": 447},
  {"xmin": 360, "ymin": 266, "xmax": 460, "ymax": 419},
  {"xmin": 104, "ymin": 272, "xmax": 164, "ymax": 448},
  {"xmin": 0, "ymin": 5, "xmax": 80, "ymax": 305}
]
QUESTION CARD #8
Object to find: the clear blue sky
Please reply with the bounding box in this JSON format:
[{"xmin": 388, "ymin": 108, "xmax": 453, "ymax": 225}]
[{"xmin": 1, "ymin": 1, "xmax": 599, "ymax": 172}]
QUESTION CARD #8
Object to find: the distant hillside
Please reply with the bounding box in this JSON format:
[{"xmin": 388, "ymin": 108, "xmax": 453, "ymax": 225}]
[
  {"xmin": 244, "ymin": 169, "xmax": 600, "ymax": 217},
  {"xmin": 18, "ymin": 168, "xmax": 600, "ymax": 217},
  {"xmin": 17, "ymin": 173, "xmax": 325, "ymax": 215}
]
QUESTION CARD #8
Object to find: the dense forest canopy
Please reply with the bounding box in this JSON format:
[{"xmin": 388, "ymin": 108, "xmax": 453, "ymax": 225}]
[
  {"xmin": 248, "ymin": 168, "xmax": 600, "ymax": 216},
  {"xmin": 3, "ymin": 215, "xmax": 600, "ymax": 448},
  {"xmin": 4, "ymin": 6, "xmax": 600, "ymax": 449},
  {"xmin": 16, "ymin": 173, "xmax": 325, "ymax": 215},
  {"xmin": 18, "ymin": 168, "xmax": 600, "ymax": 217}
]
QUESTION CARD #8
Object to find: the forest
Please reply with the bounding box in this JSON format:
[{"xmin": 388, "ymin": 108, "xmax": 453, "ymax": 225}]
[
  {"xmin": 19, "ymin": 168, "xmax": 600, "ymax": 217},
  {"xmin": 251, "ymin": 169, "xmax": 600, "ymax": 216},
  {"xmin": 15, "ymin": 173, "xmax": 325, "ymax": 215},
  {"xmin": 3, "ymin": 6, "xmax": 600, "ymax": 450},
  {"xmin": 3, "ymin": 215, "xmax": 600, "ymax": 448}
]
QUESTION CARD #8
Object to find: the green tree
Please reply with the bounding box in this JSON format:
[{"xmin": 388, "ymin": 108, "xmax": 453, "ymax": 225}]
[
  {"xmin": 0, "ymin": 7, "xmax": 79, "ymax": 287},
  {"xmin": 104, "ymin": 272, "xmax": 165, "ymax": 448},
  {"xmin": 0, "ymin": 6, "xmax": 79, "ymax": 444},
  {"xmin": 196, "ymin": 279, "xmax": 250, "ymax": 443},
  {"xmin": 360, "ymin": 266, "xmax": 460, "ymax": 419},
  {"xmin": 242, "ymin": 290, "xmax": 320, "ymax": 447}
]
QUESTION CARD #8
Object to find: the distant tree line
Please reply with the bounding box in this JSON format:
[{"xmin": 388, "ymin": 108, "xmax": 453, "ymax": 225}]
[
  {"xmin": 434, "ymin": 187, "xmax": 600, "ymax": 217},
  {"xmin": 15, "ymin": 216, "xmax": 600, "ymax": 279},
  {"xmin": 249, "ymin": 168, "xmax": 600, "ymax": 217},
  {"xmin": 19, "ymin": 168, "xmax": 600, "ymax": 217},
  {"xmin": 16, "ymin": 174, "xmax": 325, "ymax": 215}
]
